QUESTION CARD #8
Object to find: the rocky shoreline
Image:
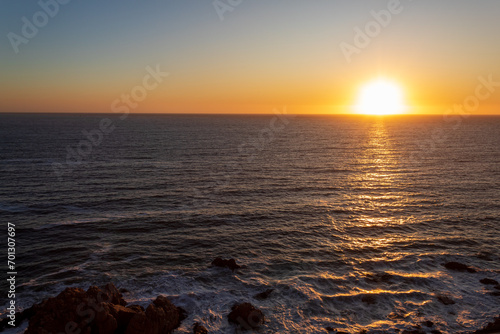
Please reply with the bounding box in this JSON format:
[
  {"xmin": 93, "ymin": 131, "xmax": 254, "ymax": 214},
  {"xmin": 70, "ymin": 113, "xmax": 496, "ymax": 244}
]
[
  {"xmin": 0, "ymin": 281, "xmax": 268, "ymax": 334},
  {"xmin": 1, "ymin": 259, "xmax": 499, "ymax": 333}
]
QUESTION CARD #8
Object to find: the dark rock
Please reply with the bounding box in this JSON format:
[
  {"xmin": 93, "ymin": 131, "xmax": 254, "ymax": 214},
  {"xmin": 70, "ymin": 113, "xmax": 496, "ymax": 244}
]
[
  {"xmin": 126, "ymin": 296, "xmax": 182, "ymax": 334},
  {"xmin": 25, "ymin": 286, "xmax": 105, "ymax": 334},
  {"xmin": 490, "ymin": 291, "xmax": 500, "ymax": 297},
  {"xmin": 227, "ymin": 302, "xmax": 265, "ymax": 329},
  {"xmin": 127, "ymin": 304, "xmax": 145, "ymax": 312},
  {"xmin": 472, "ymin": 315, "xmax": 500, "ymax": 333},
  {"xmin": 443, "ymin": 261, "xmax": 476, "ymax": 273},
  {"xmin": 88, "ymin": 282, "xmax": 127, "ymax": 306},
  {"xmin": 495, "ymin": 285, "xmax": 500, "ymax": 290},
  {"xmin": 325, "ymin": 327, "xmax": 335, "ymax": 331},
  {"xmin": 423, "ymin": 320, "xmax": 434, "ymax": 327},
  {"xmin": 24, "ymin": 283, "xmax": 183, "ymax": 334},
  {"xmin": 361, "ymin": 295, "xmax": 376, "ymax": 305},
  {"xmin": 109, "ymin": 304, "xmax": 138, "ymax": 333},
  {"xmin": 211, "ymin": 257, "xmax": 241, "ymax": 271},
  {"xmin": 436, "ymin": 294, "xmax": 455, "ymax": 305},
  {"xmin": 193, "ymin": 322, "xmax": 208, "ymax": 334},
  {"xmin": 430, "ymin": 330, "xmax": 443, "ymax": 334},
  {"xmin": 254, "ymin": 289, "xmax": 274, "ymax": 300},
  {"xmin": 178, "ymin": 306, "xmax": 188, "ymax": 322},
  {"xmin": 480, "ymin": 278, "xmax": 499, "ymax": 285},
  {"xmin": 120, "ymin": 288, "xmax": 130, "ymax": 293}
]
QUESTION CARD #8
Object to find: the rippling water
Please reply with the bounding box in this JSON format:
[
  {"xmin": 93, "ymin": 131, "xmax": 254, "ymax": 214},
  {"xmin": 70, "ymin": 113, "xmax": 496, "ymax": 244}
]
[{"xmin": 0, "ymin": 113, "xmax": 499, "ymax": 333}]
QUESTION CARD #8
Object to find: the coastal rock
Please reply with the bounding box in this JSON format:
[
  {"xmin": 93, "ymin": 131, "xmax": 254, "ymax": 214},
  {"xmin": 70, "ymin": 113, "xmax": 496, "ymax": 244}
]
[
  {"xmin": 24, "ymin": 284, "xmax": 183, "ymax": 334},
  {"xmin": 193, "ymin": 322, "xmax": 208, "ymax": 334},
  {"xmin": 126, "ymin": 296, "xmax": 182, "ymax": 334},
  {"xmin": 254, "ymin": 289, "xmax": 274, "ymax": 300},
  {"xmin": 91, "ymin": 283, "xmax": 127, "ymax": 306},
  {"xmin": 26, "ymin": 286, "xmax": 104, "ymax": 334},
  {"xmin": 443, "ymin": 261, "xmax": 476, "ymax": 273},
  {"xmin": 480, "ymin": 278, "xmax": 499, "ymax": 285},
  {"xmin": 127, "ymin": 304, "xmax": 145, "ymax": 312},
  {"xmin": 423, "ymin": 320, "xmax": 434, "ymax": 327},
  {"xmin": 211, "ymin": 257, "xmax": 241, "ymax": 271},
  {"xmin": 228, "ymin": 302, "xmax": 265, "ymax": 329},
  {"xmin": 436, "ymin": 294, "xmax": 455, "ymax": 305}
]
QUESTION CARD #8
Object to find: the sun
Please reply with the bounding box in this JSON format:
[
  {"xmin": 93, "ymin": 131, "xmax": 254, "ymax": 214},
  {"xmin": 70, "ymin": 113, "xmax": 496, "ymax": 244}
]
[{"xmin": 355, "ymin": 78, "xmax": 407, "ymax": 115}]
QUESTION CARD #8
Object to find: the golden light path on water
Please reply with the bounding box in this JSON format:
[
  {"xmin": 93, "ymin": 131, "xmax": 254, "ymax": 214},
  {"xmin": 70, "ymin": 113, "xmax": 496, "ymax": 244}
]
[{"xmin": 319, "ymin": 118, "xmax": 450, "ymax": 331}]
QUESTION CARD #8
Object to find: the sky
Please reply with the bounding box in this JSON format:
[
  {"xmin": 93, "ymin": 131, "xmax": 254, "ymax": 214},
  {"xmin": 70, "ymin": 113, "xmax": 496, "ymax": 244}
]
[{"xmin": 1, "ymin": 0, "xmax": 500, "ymax": 114}]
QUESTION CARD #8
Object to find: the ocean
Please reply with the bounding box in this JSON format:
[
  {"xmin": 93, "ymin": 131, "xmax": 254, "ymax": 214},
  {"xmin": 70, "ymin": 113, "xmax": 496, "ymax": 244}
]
[{"xmin": 0, "ymin": 113, "xmax": 499, "ymax": 333}]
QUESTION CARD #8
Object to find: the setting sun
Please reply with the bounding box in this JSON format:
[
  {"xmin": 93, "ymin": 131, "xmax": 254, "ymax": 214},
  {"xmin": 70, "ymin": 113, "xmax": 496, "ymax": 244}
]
[{"xmin": 355, "ymin": 78, "xmax": 407, "ymax": 115}]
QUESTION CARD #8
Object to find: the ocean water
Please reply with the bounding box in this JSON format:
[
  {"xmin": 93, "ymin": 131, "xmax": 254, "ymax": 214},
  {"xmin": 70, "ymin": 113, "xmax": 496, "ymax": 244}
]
[{"xmin": 0, "ymin": 113, "xmax": 499, "ymax": 333}]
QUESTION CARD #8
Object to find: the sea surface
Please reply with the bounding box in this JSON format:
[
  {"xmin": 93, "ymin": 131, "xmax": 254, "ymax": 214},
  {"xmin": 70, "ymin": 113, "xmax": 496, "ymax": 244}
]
[{"xmin": 0, "ymin": 113, "xmax": 499, "ymax": 333}]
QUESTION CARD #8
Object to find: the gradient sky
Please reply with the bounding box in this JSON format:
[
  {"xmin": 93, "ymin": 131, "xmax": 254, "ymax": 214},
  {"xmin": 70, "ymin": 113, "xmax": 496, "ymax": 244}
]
[{"xmin": 1, "ymin": 0, "xmax": 500, "ymax": 114}]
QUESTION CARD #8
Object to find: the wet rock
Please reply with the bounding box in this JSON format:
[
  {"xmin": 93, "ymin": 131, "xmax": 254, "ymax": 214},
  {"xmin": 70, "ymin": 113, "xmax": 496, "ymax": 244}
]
[
  {"xmin": 126, "ymin": 295, "xmax": 182, "ymax": 334},
  {"xmin": 92, "ymin": 283, "xmax": 128, "ymax": 306},
  {"xmin": 108, "ymin": 304, "xmax": 138, "ymax": 332},
  {"xmin": 423, "ymin": 320, "xmax": 434, "ymax": 327},
  {"xmin": 24, "ymin": 283, "xmax": 183, "ymax": 334},
  {"xmin": 227, "ymin": 302, "xmax": 265, "ymax": 329},
  {"xmin": 254, "ymin": 289, "xmax": 274, "ymax": 300},
  {"xmin": 25, "ymin": 286, "xmax": 119, "ymax": 334},
  {"xmin": 473, "ymin": 315, "xmax": 500, "ymax": 333},
  {"xmin": 443, "ymin": 261, "xmax": 476, "ymax": 273},
  {"xmin": 178, "ymin": 307, "xmax": 188, "ymax": 322},
  {"xmin": 436, "ymin": 294, "xmax": 455, "ymax": 305},
  {"xmin": 127, "ymin": 304, "xmax": 145, "ymax": 312},
  {"xmin": 193, "ymin": 322, "xmax": 208, "ymax": 334},
  {"xmin": 480, "ymin": 278, "xmax": 499, "ymax": 285},
  {"xmin": 361, "ymin": 295, "xmax": 377, "ymax": 305},
  {"xmin": 211, "ymin": 257, "xmax": 241, "ymax": 271}
]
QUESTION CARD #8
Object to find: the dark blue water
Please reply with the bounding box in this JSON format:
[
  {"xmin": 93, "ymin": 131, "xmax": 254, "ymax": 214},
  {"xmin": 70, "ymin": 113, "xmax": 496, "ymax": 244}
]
[{"xmin": 0, "ymin": 113, "xmax": 499, "ymax": 333}]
